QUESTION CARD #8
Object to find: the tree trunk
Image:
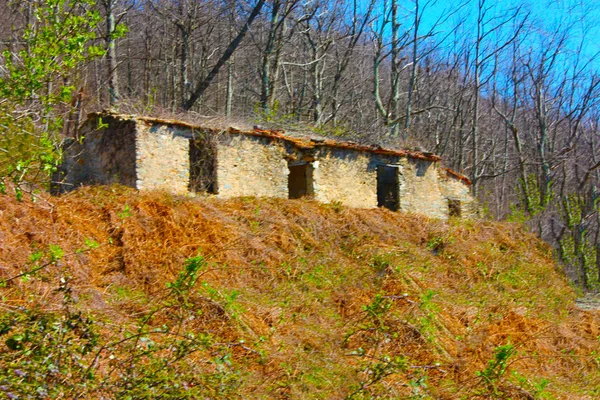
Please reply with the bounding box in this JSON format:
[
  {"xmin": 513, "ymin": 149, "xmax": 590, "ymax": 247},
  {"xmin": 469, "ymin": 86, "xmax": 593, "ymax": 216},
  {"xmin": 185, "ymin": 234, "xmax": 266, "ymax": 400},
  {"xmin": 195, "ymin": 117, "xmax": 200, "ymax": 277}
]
[
  {"xmin": 184, "ymin": 0, "xmax": 266, "ymax": 111},
  {"xmin": 106, "ymin": 0, "xmax": 119, "ymax": 108}
]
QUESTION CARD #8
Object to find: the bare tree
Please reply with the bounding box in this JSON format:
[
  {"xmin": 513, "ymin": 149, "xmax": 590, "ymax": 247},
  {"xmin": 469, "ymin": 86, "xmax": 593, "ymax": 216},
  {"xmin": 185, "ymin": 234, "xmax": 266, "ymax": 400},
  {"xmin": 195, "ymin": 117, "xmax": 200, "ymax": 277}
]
[
  {"xmin": 372, "ymin": 0, "xmax": 408, "ymax": 137},
  {"xmin": 467, "ymin": 0, "xmax": 528, "ymax": 195},
  {"xmin": 257, "ymin": 0, "xmax": 298, "ymax": 112},
  {"xmin": 329, "ymin": 0, "xmax": 376, "ymax": 127},
  {"xmin": 184, "ymin": 0, "xmax": 266, "ymax": 111},
  {"xmin": 100, "ymin": 0, "xmax": 132, "ymax": 108},
  {"xmin": 148, "ymin": 0, "xmax": 215, "ymax": 108}
]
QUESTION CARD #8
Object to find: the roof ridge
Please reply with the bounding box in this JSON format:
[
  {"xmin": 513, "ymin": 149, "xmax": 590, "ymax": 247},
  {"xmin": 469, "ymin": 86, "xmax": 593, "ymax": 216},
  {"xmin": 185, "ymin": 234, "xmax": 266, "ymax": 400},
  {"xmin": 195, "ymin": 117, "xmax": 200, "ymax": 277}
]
[{"xmin": 86, "ymin": 111, "xmax": 450, "ymax": 164}]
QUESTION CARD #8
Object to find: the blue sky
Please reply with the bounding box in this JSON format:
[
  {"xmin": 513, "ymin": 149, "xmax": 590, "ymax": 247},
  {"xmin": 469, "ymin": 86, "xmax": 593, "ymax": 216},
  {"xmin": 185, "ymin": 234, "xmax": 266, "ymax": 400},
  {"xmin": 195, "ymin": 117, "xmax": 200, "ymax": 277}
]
[{"xmin": 416, "ymin": 0, "xmax": 600, "ymax": 67}]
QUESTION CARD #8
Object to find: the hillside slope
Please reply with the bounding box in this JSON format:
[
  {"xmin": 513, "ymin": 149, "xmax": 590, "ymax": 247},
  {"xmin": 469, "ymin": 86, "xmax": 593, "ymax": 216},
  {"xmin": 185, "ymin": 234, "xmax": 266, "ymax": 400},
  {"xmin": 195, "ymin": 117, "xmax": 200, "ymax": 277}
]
[{"xmin": 0, "ymin": 186, "xmax": 599, "ymax": 399}]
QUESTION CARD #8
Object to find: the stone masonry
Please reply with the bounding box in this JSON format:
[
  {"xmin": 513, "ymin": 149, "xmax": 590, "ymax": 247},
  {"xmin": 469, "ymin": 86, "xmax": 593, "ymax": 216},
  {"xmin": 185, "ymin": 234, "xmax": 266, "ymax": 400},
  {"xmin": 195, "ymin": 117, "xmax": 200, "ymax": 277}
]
[{"xmin": 54, "ymin": 113, "xmax": 477, "ymax": 219}]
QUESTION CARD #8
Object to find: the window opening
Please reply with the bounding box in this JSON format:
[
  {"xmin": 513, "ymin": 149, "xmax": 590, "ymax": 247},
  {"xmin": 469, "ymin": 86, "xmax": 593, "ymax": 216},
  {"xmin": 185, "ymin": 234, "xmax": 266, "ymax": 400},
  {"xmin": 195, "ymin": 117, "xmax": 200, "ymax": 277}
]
[
  {"xmin": 448, "ymin": 199, "xmax": 461, "ymax": 217},
  {"xmin": 416, "ymin": 160, "xmax": 429, "ymax": 177}
]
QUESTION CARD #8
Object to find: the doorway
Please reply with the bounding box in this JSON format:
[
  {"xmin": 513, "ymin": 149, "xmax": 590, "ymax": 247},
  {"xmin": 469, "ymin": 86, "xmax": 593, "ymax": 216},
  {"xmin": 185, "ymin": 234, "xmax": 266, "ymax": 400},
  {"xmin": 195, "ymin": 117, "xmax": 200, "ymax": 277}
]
[
  {"xmin": 189, "ymin": 137, "xmax": 217, "ymax": 194},
  {"xmin": 377, "ymin": 165, "xmax": 399, "ymax": 211},
  {"xmin": 288, "ymin": 162, "xmax": 313, "ymax": 199}
]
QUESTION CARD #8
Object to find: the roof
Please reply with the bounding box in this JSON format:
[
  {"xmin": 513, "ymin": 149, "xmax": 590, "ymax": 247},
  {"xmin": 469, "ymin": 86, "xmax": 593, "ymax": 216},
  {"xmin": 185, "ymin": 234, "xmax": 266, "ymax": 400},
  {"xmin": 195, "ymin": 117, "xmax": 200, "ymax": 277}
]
[
  {"xmin": 87, "ymin": 112, "xmax": 471, "ymax": 184},
  {"xmin": 442, "ymin": 168, "xmax": 473, "ymax": 185}
]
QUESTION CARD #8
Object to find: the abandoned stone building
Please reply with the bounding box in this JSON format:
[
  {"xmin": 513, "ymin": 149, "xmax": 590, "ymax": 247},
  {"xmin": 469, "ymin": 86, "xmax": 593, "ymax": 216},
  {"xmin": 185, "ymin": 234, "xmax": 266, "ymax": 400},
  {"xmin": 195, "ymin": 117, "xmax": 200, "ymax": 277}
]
[{"xmin": 55, "ymin": 113, "xmax": 477, "ymax": 219}]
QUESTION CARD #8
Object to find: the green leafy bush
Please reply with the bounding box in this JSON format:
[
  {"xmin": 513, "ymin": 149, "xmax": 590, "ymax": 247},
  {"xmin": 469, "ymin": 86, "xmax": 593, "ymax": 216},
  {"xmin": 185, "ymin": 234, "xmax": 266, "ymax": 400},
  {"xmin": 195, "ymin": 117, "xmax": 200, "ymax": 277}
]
[
  {"xmin": 0, "ymin": 0, "xmax": 103, "ymax": 195},
  {"xmin": 475, "ymin": 343, "xmax": 516, "ymax": 397},
  {"xmin": 0, "ymin": 252, "xmax": 242, "ymax": 399}
]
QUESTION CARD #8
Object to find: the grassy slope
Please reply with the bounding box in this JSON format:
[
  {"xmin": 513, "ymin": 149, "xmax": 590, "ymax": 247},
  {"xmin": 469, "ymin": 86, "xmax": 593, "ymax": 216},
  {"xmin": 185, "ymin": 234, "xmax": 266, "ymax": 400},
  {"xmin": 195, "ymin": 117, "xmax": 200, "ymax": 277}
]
[{"xmin": 1, "ymin": 186, "xmax": 599, "ymax": 399}]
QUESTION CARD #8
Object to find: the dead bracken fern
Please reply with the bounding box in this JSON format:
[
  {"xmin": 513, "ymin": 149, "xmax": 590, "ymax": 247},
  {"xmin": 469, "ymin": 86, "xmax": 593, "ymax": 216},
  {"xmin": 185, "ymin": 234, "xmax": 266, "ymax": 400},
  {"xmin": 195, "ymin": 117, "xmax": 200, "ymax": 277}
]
[{"xmin": 0, "ymin": 185, "xmax": 598, "ymax": 399}]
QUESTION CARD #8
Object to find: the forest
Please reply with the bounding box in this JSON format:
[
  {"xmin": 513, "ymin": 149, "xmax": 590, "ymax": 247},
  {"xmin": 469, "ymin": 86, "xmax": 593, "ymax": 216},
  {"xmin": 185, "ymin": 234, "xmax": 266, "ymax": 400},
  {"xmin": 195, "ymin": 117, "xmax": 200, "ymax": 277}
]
[{"xmin": 1, "ymin": 0, "xmax": 600, "ymax": 290}]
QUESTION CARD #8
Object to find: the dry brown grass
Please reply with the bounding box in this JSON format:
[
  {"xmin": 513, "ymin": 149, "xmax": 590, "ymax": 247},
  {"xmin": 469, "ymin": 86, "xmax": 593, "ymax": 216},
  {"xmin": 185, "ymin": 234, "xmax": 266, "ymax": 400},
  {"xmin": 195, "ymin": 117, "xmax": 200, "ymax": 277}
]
[{"xmin": 0, "ymin": 186, "xmax": 598, "ymax": 399}]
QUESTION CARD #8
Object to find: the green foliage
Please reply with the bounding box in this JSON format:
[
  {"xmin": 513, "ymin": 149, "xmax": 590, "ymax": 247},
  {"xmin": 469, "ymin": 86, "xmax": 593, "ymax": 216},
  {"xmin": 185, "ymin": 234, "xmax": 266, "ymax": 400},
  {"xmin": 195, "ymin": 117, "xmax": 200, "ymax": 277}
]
[
  {"xmin": 167, "ymin": 254, "xmax": 205, "ymax": 294},
  {"xmin": 347, "ymin": 353, "xmax": 408, "ymax": 399},
  {"xmin": 1, "ymin": 0, "xmax": 102, "ymax": 108},
  {"xmin": 112, "ymin": 21, "xmax": 129, "ymax": 40},
  {"xmin": 0, "ymin": 116, "xmax": 60, "ymax": 197},
  {"xmin": 118, "ymin": 204, "xmax": 133, "ymax": 219},
  {"xmin": 510, "ymin": 174, "xmax": 550, "ymax": 221},
  {"xmin": 0, "ymin": 300, "xmax": 99, "ymax": 398},
  {"xmin": 475, "ymin": 343, "xmax": 516, "ymax": 397},
  {"xmin": 507, "ymin": 182, "xmax": 600, "ymax": 291},
  {"xmin": 416, "ymin": 290, "xmax": 440, "ymax": 344},
  {"xmin": 409, "ymin": 374, "xmax": 430, "ymax": 399},
  {"xmin": 556, "ymin": 193, "xmax": 599, "ymax": 290},
  {"xmin": 512, "ymin": 371, "xmax": 553, "ymax": 399},
  {"xmin": 107, "ymin": 254, "xmax": 241, "ymax": 398},
  {"xmin": 0, "ymin": 0, "xmax": 103, "ymax": 193},
  {"xmin": 506, "ymin": 204, "xmax": 530, "ymax": 224},
  {"xmin": 49, "ymin": 244, "xmax": 65, "ymax": 262},
  {"xmin": 362, "ymin": 293, "xmax": 392, "ymax": 324},
  {"xmin": 311, "ymin": 122, "xmax": 354, "ymax": 138},
  {"xmin": 427, "ymin": 233, "xmax": 453, "ymax": 255},
  {"xmin": 325, "ymin": 200, "xmax": 345, "ymax": 213},
  {"xmin": 253, "ymin": 100, "xmax": 295, "ymax": 124},
  {"xmin": 370, "ymin": 252, "xmax": 394, "ymax": 276},
  {"xmin": 0, "ymin": 252, "xmax": 242, "ymax": 399},
  {"xmin": 80, "ymin": 238, "xmax": 100, "ymax": 252},
  {"xmin": 1, "ymin": 244, "xmax": 66, "ymax": 286},
  {"xmin": 97, "ymin": 117, "xmax": 110, "ymax": 130},
  {"xmin": 345, "ymin": 293, "xmax": 409, "ymax": 398}
]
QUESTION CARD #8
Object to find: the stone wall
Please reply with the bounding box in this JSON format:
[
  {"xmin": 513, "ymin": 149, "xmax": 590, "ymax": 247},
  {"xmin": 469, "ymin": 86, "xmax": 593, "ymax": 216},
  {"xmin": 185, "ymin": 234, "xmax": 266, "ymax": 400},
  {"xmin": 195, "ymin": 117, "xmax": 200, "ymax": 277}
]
[
  {"xmin": 398, "ymin": 158, "xmax": 448, "ymax": 219},
  {"xmin": 312, "ymin": 148, "xmax": 376, "ymax": 208},
  {"xmin": 439, "ymin": 173, "xmax": 478, "ymax": 218},
  {"xmin": 135, "ymin": 122, "xmax": 190, "ymax": 193},
  {"xmin": 56, "ymin": 114, "xmax": 476, "ymax": 220},
  {"xmin": 313, "ymin": 148, "xmax": 393, "ymax": 209},
  {"xmin": 306, "ymin": 148, "xmax": 475, "ymax": 220},
  {"xmin": 216, "ymin": 134, "xmax": 289, "ymax": 199},
  {"xmin": 53, "ymin": 116, "xmax": 137, "ymax": 192},
  {"xmin": 308, "ymin": 149, "xmax": 465, "ymax": 220}
]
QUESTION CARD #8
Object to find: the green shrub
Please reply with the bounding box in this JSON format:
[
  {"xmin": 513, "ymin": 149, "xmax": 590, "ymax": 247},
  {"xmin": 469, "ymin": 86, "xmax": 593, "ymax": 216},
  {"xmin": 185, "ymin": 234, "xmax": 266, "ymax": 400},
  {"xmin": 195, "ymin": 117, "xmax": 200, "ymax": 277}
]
[{"xmin": 0, "ymin": 0, "xmax": 103, "ymax": 195}]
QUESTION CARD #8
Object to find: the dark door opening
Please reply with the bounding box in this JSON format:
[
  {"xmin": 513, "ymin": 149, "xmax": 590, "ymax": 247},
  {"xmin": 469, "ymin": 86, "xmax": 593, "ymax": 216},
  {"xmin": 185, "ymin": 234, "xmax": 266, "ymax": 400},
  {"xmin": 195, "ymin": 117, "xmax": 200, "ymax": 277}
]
[
  {"xmin": 189, "ymin": 137, "xmax": 217, "ymax": 194},
  {"xmin": 377, "ymin": 165, "xmax": 399, "ymax": 211},
  {"xmin": 448, "ymin": 199, "xmax": 461, "ymax": 217},
  {"xmin": 288, "ymin": 162, "xmax": 313, "ymax": 199}
]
